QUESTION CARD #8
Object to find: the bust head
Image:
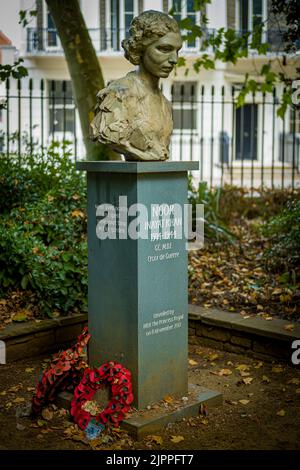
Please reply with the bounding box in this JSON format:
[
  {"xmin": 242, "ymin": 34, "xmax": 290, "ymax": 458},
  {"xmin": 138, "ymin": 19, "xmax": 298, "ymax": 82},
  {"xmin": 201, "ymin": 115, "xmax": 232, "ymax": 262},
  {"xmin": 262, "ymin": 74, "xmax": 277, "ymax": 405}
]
[{"xmin": 122, "ymin": 10, "xmax": 182, "ymax": 78}]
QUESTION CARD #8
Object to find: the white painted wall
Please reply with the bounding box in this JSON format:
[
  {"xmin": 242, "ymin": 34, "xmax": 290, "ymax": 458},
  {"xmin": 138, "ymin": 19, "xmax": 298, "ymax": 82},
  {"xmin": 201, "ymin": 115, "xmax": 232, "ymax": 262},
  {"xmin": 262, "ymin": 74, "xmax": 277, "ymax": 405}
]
[
  {"xmin": 0, "ymin": 0, "xmax": 22, "ymax": 49},
  {"xmin": 206, "ymin": 0, "xmax": 227, "ymax": 29},
  {"xmin": 144, "ymin": 0, "xmax": 163, "ymax": 10}
]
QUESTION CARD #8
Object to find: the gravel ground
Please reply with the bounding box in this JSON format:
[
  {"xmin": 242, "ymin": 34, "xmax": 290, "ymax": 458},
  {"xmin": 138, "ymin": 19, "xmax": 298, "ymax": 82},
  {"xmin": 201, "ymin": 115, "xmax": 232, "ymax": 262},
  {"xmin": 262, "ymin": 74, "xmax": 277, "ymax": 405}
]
[{"xmin": 0, "ymin": 344, "xmax": 299, "ymax": 450}]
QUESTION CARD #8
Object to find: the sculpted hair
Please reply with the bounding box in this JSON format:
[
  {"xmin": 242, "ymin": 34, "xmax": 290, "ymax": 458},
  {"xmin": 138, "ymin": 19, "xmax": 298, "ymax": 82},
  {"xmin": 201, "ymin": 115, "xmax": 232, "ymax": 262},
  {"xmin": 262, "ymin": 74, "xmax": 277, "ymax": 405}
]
[{"xmin": 122, "ymin": 10, "xmax": 180, "ymax": 65}]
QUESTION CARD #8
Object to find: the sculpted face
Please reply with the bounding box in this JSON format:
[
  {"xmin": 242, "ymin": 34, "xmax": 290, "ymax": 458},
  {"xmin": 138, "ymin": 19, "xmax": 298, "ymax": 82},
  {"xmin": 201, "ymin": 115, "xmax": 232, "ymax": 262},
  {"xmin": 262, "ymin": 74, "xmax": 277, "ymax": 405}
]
[{"xmin": 141, "ymin": 32, "xmax": 183, "ymax": 78}]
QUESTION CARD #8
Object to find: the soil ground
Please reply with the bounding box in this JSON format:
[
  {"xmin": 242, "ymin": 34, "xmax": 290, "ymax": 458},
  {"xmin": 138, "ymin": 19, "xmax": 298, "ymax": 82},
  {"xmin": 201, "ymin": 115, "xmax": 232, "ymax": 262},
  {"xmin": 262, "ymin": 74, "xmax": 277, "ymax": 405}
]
[{"xmin": 0, "ymin": 344, "xmax": 300, "ymax": 451}]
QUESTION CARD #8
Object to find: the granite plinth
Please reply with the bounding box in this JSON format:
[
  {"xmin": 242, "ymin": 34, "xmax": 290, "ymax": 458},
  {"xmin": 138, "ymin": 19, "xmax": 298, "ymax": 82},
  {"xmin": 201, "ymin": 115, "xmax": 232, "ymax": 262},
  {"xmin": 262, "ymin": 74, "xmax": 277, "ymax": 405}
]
[{"xmin": 78, "ymin": 161, "xmax": 199, "ymax": 409}]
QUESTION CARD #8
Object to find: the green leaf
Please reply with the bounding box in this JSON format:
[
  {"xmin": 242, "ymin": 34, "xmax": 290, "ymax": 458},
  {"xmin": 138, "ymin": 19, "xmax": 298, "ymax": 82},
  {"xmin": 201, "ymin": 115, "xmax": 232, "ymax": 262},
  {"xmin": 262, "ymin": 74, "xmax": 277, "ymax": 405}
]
[
  {"xmin": 21, "ymin": 274, "xmax": 29, "ymax": 289},
  {"xmin": 179, "ymin": 18, "xmax": 193, "ymax": 30}
]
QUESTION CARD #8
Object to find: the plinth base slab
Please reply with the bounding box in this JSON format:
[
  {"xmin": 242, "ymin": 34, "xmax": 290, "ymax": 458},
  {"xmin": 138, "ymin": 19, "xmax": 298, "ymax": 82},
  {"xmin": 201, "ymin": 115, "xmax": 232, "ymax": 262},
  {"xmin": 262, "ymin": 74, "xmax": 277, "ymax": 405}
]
[{"xmin": 56, "ymin": 384, "xmax": 222, "ymax": 440}]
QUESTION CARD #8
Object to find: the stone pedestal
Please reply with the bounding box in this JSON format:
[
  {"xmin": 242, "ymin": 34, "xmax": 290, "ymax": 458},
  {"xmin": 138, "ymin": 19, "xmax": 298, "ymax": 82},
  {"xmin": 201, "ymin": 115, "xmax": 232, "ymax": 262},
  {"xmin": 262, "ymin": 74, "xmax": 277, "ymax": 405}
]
[{"xmin": 76, "ymin": 161, "xmax": 198, "ymax": 409}]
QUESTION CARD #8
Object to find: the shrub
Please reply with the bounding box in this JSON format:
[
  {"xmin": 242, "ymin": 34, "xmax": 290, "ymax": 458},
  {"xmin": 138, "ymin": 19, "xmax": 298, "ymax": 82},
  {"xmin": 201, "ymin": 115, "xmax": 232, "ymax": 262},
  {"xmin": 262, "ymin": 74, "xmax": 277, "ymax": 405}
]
[
  {"xmin": 0, "ymin": 142, "xmax": 88, "ymax": 317},
  {"xmin": 188, "ymin": 178, "xmax": 236, "ymax": 243},
  {"xmin": 219, "ymin": 185, "xmax": 300, "ymax": 223},
  {"xmin": 261, "ymin": 199, "xmax": 300, "ymax": 281}
]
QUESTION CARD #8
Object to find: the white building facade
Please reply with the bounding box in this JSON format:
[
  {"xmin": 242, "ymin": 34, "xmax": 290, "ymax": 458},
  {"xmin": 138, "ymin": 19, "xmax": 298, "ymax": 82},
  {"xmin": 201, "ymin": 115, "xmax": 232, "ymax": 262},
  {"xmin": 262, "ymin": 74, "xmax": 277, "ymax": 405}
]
[{"xmin": 0, "ymin": 0, "xmax": 299, "ymax": 188}]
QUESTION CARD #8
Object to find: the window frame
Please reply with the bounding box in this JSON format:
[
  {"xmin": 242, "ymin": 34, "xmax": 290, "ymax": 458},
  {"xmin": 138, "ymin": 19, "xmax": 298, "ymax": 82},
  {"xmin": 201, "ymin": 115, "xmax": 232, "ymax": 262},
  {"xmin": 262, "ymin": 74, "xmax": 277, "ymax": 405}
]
[
  {"xmin": 42, "ymin": 0, "xmax": 61, "ymax": 50},
  {"xmin": 168, "ymin": 0, "xmax": 201, "ymax": 51},
  {"xmin": 235, "ymin": 0, "xmax": 267, "ymax": 42},
  {"xmin": 106, "ymin": 0, "xmax": 139, "ymax": 51},
  {"xmin": 171, "ymin": 81, "xmax": 198, "ymax": 133}
]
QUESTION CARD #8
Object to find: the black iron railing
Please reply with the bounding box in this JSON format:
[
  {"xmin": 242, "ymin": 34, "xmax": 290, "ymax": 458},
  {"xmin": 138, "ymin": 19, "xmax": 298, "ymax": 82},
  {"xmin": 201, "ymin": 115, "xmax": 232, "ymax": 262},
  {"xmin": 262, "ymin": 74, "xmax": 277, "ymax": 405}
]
[{"xmin": 1, "ymin": 78, "xmax": 299, "ymax": 190}]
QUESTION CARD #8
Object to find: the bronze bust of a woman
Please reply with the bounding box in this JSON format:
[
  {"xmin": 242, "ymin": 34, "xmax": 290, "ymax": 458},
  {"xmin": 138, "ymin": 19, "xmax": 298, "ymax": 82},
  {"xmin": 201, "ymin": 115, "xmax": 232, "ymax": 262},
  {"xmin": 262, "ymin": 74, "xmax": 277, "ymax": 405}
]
[{"xmin": 90, "ymin": 10, "xmax": 182, "ymax": 161}]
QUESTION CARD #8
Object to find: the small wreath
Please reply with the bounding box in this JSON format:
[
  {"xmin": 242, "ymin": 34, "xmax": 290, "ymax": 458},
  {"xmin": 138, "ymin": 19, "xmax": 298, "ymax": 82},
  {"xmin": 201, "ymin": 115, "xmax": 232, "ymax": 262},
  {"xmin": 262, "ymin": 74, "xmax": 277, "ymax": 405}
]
[{"xmin": 70, "ymin": 362, "xmax": 134, "ymax": 436}]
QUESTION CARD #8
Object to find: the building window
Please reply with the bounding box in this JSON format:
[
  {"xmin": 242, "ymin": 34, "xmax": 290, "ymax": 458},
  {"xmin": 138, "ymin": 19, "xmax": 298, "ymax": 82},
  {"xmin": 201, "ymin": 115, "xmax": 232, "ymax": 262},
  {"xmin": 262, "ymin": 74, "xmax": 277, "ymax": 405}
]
[
  {"xmin": 235, "ymin": 104, "xmax": 258, "ymax": 160},
  {"xmin": 124, "ymin": 0, "xmax": 135, "ymax": 34},
  {"xmin": 109, "ymin": 0, "xmax": 138, "ymax": 50},
  {"xmin": 237, "ymin": 0, "xmax": 266, "ymax": 32},
  {"xmin": 47, "ymin": 9, "xmax": 58, "ymax": 47},
  {"xmin": 170, "ymin": 0, "xmax": 199, "ymax": 48},
  {"xmin": 48, "ymin": 81, "xmax": 75, "ymax": 135},
  {"xmin": 172, "ymin": 82, "xmax": 197, "ymax": 130}
]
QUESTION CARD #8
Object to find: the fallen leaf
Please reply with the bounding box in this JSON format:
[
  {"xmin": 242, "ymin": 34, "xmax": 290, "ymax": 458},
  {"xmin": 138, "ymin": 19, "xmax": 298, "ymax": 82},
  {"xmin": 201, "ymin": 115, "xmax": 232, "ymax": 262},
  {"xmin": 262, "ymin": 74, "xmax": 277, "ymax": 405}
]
[
  {"xmin": 280, "ymin": 294, "xmax": 292, "ymax": 303},
  {"xmin": 37, "ymin": 420, "xmax": 47, "ymax": 427},
  {"xmin": 287, "ymin": 378, "xmax": 300, "ymax": 385},
  {"xmin": 243, "ymin": 377, "xmax": 253, "ymax": 385},
  {"xmin": 147, "ymin": 435, "xmax": 163, "ymax": 445},
  {"xmin": 276, "ymin": 409, "xmax": 286, "ymax": 417},
  {"xmin": 218, "ymin": 368, "xmax": 232, "ymax": 376},
  {"xmin": 284, "ymin": 324, "xmax": 295, "ymax": 332},
  {"xmin": 272, "ymin": 365, "xmax": 284, "ymax": 373},
  {"xmin": 188, "ymin": 359, "xmax": 198, "ymax": 366},
  {"xmin": 0, "ymin": 391, "xmax": 7, "ymax": 396},
  {"xmin": 163, "ymin": 395, "xmax": 174, "ymax": 404},
  {"xmin": 42, "ymin": 408, "xmax": 54, "ymax": 421},
  {"xmin": 170, "ymin": 435, "xmax": 185, "ymax": 443},
  {"xmin": 254, "ymin": 361, "xmax": 263, "ymax": 369},
  {"xmin": 199, "ymin": 418, "xmax": 209, "ymax": 425},
  {"xmin": 236, "ymin": 364, "xmax": 250, "ymax": 372},
  {"xmin": 13, "ymin": 397, "xmax": 25, "ymax": 404},
  {"xmin": 25, "ymin": 368, "xmax": 34, "ymax": 373},
  {"xmin": 27, "ymin": 387, "xmax": 36, "ymax": 392},
  {"xmin": 71, "ymin": 209, "xmax": 85, "ymax": 219},
  {"xmin": 296, "ymin": 388, "xmax": 300, "ymax": 394},
  {"xmin": 272, "ymin": 288, "xmax": 283, "ymax": 295},
  {"xmin": 207, "ymin": 353, "xmax": 219, "ymax": 362},
  {"xmin": 262, "ymin": 375, "xmax": 271, "ymax": 383},
  {"xmin": 239, "ymin": 399, "xmax": 250, "ymax": 405},
  {"xmin": 12, "ymin": 310, "xmax": 30, "ymax": 322},
  {"xmin": 240, "ymin": 371, "xmax": 251, "ymax": 377},
  {"xmin": 8, "ymin": 385, "xmax": 22, "ymax": 393},
  {"xmin": 262, "ymin": 314, "xmax": 273, "ymax": 321}
]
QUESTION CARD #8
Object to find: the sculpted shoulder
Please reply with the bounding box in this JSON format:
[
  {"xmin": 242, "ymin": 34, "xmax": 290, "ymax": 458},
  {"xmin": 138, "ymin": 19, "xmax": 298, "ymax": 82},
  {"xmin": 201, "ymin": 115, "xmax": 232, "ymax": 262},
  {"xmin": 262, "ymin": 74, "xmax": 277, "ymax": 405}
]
[{"xmin": 96, "ymin": 72, "xmax": 142, "ymax": 108}]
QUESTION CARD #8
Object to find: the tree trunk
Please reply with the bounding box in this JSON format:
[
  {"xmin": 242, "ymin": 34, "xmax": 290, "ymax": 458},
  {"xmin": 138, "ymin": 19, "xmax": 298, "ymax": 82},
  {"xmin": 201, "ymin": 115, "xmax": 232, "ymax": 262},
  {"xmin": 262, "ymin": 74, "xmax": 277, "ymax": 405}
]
[{"xmin": 46, "ymin": 0, "xmax": 118, "ymax": 160}]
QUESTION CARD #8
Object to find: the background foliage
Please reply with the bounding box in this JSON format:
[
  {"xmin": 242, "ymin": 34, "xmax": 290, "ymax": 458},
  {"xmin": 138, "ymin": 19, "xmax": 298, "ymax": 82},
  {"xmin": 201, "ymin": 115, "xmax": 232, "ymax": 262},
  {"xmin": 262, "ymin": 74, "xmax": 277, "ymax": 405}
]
[{"xmin": 0, "ymin": 143, "xmax": 88, "ymax": 317}]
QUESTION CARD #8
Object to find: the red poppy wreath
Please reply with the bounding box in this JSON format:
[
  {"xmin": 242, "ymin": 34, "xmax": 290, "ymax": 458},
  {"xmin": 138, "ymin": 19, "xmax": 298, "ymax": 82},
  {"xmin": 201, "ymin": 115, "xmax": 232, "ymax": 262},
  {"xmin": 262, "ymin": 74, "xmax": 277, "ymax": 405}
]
[
  {"xmin": 70, "ymin": 362, "xmax": 134, "ymax": 438},
  {"xmin": 31, "ymin": 326, "xmax": 90, "ymax": 415},
  {"xmin": 31, "ymin": 327, "xmax": 134, "ymax": 439}
]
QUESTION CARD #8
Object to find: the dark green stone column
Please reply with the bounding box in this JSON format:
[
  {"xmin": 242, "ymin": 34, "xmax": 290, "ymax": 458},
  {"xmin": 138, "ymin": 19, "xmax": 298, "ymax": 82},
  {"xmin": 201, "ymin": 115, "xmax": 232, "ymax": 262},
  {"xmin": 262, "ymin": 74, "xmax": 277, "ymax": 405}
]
[{"xmin": 77, "ymin": 161, "xmax": 198, "ymax": 409}]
